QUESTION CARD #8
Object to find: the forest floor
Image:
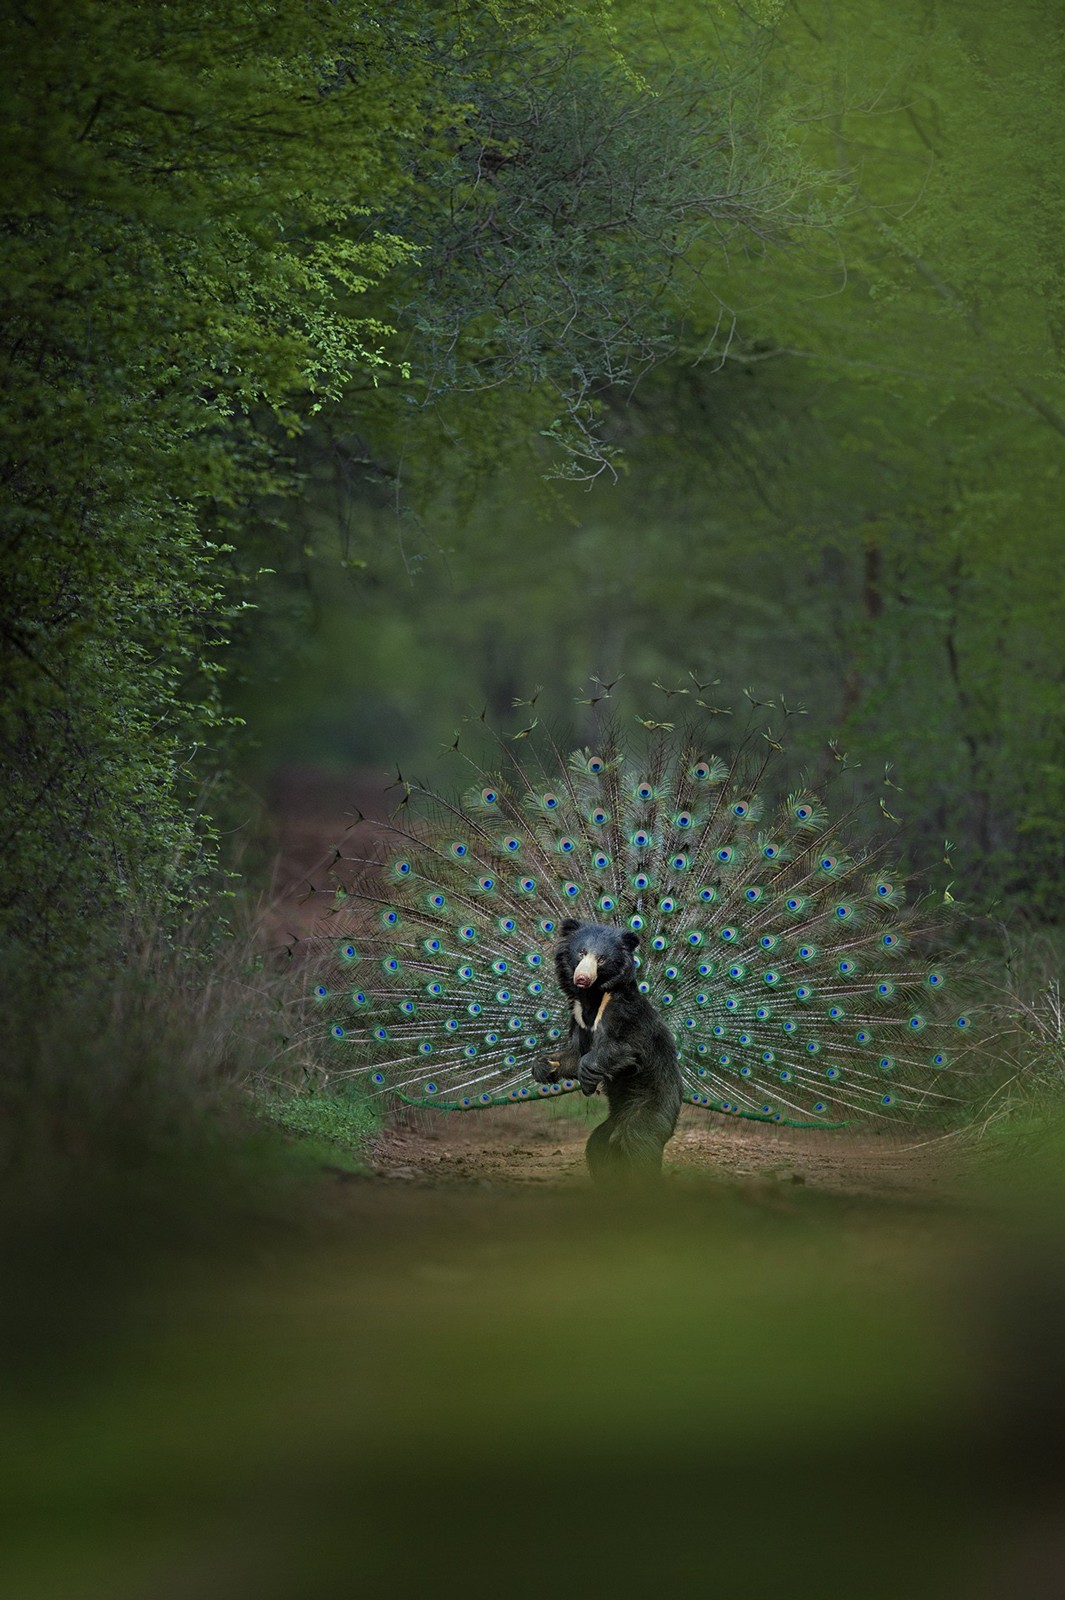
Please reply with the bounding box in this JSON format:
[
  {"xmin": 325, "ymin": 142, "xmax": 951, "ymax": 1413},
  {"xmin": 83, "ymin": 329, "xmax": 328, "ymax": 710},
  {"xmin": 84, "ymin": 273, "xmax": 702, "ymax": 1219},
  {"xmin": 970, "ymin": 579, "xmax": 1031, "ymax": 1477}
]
[{"xmin": 361, "ymin": 1097, "xmax": 957, "ymax": 1200}]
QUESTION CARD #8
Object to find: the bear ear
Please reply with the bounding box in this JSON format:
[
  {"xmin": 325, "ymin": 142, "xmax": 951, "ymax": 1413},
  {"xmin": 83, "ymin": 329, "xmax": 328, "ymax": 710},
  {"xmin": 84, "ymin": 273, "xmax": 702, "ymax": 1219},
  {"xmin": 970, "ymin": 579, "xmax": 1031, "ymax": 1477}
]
[
  {"xmin": 559, "ymin": 918, "xmax": 581, "ymax": 936},
  {"xmin": 621, "ymin": 929, "xmax": 640, "ymax": 952}
]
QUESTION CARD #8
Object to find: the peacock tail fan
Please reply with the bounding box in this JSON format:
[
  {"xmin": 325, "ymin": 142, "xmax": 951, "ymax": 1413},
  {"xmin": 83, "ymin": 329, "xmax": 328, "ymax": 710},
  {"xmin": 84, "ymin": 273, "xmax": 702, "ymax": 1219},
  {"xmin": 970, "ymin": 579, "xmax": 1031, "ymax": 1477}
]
[{"xmin": 310, "ymin": 712, "xmax": 979, "ymax": 1130}]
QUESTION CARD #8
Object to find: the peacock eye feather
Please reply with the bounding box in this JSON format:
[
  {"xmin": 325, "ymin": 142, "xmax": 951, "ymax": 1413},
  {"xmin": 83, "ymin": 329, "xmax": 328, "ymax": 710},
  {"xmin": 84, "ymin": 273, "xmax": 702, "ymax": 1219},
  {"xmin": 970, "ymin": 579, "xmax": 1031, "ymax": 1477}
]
[{"xmin": 323, "ymin": 721, "xmax": 969, "ymax": 1136}]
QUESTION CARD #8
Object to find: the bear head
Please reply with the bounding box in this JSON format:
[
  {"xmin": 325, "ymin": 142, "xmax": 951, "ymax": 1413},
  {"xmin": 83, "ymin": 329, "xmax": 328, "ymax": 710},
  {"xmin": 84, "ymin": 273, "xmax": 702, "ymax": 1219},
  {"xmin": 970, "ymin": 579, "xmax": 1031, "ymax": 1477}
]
[{"xmin": 554, "ymin": 919, "xmax": 640, "ymax": 996}]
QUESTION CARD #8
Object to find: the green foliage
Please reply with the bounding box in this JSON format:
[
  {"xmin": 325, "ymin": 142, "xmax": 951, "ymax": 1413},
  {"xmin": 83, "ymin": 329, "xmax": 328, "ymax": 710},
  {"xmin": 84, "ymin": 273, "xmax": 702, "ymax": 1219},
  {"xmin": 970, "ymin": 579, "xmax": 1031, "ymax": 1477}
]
[
  {"xmin": 390, "ymin": 35, "xmax": 821, "ymax": 480},
  {"xmin": 255, "ymin": 1086, "xmax": 380, "ymax": 1162},
  {"xmin": 247, "ymin": 0, "xmax": 1064, "ymax": 917},
  {"xmin": 1, "ymin": 0, "xmax": 419, "ymax": 955},
  {"xmin": 2, "ymin": 0, "xmax": 817, "ymax": 964}
]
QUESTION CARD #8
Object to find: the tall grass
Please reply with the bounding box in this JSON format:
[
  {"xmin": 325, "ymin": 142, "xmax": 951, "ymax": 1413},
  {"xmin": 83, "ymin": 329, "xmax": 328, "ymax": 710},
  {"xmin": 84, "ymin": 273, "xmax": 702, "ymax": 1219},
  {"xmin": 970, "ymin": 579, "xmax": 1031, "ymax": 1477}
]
[{"xmin": 0, "ymin": 898, "xmax": 379, "ymax": 1376}]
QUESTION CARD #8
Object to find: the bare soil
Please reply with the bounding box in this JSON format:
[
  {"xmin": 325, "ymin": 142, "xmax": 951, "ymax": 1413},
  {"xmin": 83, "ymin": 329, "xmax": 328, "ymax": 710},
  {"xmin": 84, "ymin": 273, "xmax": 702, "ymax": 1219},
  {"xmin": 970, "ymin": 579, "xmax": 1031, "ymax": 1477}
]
[{"xmin": 363, "ymin": 1097, "xmax": 957, "ymax": 1199}]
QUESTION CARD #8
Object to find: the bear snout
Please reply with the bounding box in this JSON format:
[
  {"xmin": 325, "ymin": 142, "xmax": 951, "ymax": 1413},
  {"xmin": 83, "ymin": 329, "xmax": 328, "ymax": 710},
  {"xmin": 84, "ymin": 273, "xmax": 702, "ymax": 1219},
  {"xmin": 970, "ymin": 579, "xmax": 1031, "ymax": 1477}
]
[{"xmin": 573, "ymin": 953, "xmax": 598, "ymax": 988}]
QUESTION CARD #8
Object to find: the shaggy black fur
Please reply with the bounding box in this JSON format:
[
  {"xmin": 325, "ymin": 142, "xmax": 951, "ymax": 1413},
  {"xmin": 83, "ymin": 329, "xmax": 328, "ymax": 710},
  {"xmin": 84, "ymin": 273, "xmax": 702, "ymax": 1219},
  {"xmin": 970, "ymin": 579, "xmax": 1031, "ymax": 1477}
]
[{"xmin": 532, "ymin": 919, "xmax": 682, "ymax": 1182}]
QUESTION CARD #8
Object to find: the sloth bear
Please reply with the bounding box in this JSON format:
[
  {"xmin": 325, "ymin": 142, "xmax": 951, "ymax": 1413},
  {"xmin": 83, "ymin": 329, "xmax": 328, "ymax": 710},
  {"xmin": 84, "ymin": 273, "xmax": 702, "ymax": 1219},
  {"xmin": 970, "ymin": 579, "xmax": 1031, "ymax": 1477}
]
[{"xmin": 531, "ymin": 919, "xmax": 682, "ymax": 1182}]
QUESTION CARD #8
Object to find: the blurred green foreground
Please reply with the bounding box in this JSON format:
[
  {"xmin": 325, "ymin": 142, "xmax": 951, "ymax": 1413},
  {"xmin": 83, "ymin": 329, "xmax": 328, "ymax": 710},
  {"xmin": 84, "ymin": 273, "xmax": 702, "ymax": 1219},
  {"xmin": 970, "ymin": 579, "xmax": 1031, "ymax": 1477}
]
[{"xmin": 3, "ymin": 1113, "xmax": 1065, "ymax": 1600}]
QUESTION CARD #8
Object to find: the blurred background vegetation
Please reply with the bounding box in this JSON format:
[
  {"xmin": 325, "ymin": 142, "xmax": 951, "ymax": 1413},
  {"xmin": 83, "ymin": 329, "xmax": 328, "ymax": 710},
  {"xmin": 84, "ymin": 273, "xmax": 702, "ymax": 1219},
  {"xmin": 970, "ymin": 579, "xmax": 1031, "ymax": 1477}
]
[
  {"xmin": 3, "ymin": 4, "xmax": 1065, "ymax": 1594},
  {"xmin": 3, "ymin": 0, "xmax": 1062, "ymax": 967}
]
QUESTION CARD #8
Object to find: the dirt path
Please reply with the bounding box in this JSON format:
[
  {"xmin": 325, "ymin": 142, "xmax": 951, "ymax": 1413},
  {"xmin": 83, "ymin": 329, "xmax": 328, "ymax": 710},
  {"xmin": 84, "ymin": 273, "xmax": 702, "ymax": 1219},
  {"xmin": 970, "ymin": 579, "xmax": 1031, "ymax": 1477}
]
[{"xmin": 363, "ymin": 1098, "xmax": 956, "ymax": 1199}]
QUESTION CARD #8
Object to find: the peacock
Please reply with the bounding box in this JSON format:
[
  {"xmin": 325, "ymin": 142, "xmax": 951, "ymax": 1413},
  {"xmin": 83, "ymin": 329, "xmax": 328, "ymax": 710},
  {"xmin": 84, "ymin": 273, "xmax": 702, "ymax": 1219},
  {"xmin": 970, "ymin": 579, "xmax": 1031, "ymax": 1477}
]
[{"xmin": 311, "ymin": 697, "xmax": 978, "ymax": 1151}]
